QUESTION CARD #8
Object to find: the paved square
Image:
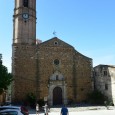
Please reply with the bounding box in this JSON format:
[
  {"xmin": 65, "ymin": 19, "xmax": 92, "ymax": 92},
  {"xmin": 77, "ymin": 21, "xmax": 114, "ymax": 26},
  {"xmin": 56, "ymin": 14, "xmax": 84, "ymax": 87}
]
[{"xmin": 30, "ymin": 109, "xmax": 115, "ymax": 115}]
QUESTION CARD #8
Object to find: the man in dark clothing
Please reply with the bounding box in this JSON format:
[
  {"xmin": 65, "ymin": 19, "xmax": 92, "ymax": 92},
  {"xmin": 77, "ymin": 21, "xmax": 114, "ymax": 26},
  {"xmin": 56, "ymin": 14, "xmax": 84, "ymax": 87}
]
[{"xmin": 60, "ymin": 105, "xmax": 69, "ymax": 115}]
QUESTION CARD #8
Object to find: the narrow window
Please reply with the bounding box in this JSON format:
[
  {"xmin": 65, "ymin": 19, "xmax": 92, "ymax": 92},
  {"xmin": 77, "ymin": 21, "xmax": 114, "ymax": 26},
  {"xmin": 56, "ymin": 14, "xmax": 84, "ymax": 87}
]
[
  {"xmin": 103, "ymin": 71, "xmax": 107, "ymax": 76},
  {"xmin": 94, "ymin": 72, "xmax": 97, "ymax": 76},
  {"xmin": 56, "ymin": 75, "xmax": 58, "ymax": 80},
  {"xmin": 23, "ymin": 0, "xmax": 28, "ymax": 7},
  {"xmin": 105, "ymin": 84, "xmax": 108, "ymax": 90},
  {"xmin": 54, "ymin": 59, "xmax": 59, "ymax": 65}
]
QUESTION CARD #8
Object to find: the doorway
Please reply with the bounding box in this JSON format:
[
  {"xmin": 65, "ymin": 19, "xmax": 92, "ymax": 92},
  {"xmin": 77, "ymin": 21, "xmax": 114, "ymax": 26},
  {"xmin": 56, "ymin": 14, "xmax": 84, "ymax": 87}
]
[{"xmin": 53, "ymin": 87, "xmax": 62, "ymax": 105}]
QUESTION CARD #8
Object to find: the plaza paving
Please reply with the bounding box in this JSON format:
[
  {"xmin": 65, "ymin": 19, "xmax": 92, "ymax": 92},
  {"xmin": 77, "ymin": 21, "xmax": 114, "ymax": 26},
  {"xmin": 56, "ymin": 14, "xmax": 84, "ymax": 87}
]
[{"xmin": 29, "ymin": 106, "xmax": 115, "ymax": 115}]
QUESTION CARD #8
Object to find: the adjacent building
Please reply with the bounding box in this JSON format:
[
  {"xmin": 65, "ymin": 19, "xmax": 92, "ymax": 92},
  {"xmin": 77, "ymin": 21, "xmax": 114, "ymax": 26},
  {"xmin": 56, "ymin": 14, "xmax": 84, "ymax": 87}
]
[{"xmin": 94, "ymin": 65, "xmax": 115, "ymax": 105}]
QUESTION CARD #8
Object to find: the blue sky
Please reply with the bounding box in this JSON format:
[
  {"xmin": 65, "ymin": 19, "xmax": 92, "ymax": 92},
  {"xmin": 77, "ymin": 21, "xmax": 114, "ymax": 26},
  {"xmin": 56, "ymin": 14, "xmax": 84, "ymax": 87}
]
[{"xmin": 0, "ymin": 0, "xmax": 115, "ymax": 72}]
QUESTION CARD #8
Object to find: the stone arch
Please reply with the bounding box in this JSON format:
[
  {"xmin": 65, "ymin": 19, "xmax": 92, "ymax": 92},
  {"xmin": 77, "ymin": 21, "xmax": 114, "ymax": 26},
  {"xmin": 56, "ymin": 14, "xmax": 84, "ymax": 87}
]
[{"xmin": 47, "ymin": 71, "xmax": 68, "ymax": 106}]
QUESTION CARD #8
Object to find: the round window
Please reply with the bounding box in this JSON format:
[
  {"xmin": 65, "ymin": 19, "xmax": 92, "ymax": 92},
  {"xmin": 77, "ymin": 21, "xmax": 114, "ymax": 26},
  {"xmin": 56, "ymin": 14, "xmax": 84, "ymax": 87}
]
[
  {"xmin": 54, "ymin": 59, "xmax": 59, "ymax": 65},
  {"xmin": 54, "ymin": 41, "xmax": 58, "ymax": 45}
]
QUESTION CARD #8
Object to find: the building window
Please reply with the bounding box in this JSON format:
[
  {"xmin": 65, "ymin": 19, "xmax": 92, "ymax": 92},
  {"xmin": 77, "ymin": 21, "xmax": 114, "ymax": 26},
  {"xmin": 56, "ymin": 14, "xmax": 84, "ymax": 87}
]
[
  {"xmin": 103, "ymin": 71, "xmax": 107, "ymax": 76},
  {"xmin": 56, "ymin": 75, "xmax": 58, "ymax": 80},
  {"xmin": 94, "ymin": 72, "xmax": 97, "ymax": 76},
  {"xmin": 54, "ymin": 41, "xmax": 58, "ymax": 45},
  {"xmin": 105, "ymin": 84, "xmax": 108, "ymax": 90},
  {"xmin": 23, "ymin": 0, "xmax": 28, "ymax": 7},
  {"xmin": 54, "ymin": 59, "xmax": 59, "ymax": 65}
]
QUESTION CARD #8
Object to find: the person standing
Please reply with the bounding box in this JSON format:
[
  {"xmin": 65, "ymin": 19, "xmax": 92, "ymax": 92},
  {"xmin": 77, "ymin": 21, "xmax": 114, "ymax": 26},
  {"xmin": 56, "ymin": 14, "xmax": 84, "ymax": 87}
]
[
  {"xmin": 36, "ymin": 103, "xmax": 39, "ymax": 115},
  {"xmin": 60, "ymin": 105, "xmax": 69, "ymax": 115},
  {"xmin": 44, "ymin": 103, "xmax": 48, "ymax": 115}
]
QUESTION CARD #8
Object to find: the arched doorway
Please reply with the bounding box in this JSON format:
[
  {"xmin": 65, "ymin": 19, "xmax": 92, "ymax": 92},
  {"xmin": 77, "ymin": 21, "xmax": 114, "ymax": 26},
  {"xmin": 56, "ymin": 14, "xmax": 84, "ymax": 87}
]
[{"xmin": 53, "ymin": 87, "xmax": 62, "ymax": 105}]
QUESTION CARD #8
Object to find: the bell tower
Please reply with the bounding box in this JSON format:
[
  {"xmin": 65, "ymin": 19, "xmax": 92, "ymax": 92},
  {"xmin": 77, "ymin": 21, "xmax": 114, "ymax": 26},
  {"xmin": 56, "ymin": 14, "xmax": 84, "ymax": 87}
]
[
  {"xmin": 12, "ymin": 0, "xmax": 37, "ymax": 102},
  {"xmin": 13, "ymin": 0, "xmax": 36, "ymax": 44}
]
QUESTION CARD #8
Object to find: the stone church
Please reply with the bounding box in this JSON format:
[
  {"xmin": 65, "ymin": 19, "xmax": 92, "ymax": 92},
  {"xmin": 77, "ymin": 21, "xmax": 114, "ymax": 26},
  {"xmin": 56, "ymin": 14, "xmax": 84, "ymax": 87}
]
[{"xmin": 12, "ymin": 0, "xmax": 93, "ymax": 106}]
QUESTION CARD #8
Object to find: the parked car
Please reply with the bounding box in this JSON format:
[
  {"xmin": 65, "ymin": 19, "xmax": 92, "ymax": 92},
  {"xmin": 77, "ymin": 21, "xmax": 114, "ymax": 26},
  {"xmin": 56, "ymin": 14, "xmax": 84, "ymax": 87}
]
[
  {"xmin": 0, "ymin": 105, "xmax": 29, "ymax": 115},
  {"xmin": 0, "ymin": 109, "xmax": 24, "ymax": 115},
  {"xmin": 2, "ymin": 101, "xmax": 11, "ymax": 106}
]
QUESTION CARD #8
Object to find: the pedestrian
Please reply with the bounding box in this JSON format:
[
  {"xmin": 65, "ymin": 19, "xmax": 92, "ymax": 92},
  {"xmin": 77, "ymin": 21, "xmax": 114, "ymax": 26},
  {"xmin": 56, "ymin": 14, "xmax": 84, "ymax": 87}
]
[
  {"xmin": 44, "ymin": 103, "xmax": 48, "ymax": 115},
  {"xmin": 36, "ymin": 103, "xmax": 39, "ymax": 115},
  {"xmin": 60, "ymin": 105, "xmax": 69, "ymax": 115},
  {"xmin": 48, "ymin": 104, "xmax": 50, "ymax": 112}
]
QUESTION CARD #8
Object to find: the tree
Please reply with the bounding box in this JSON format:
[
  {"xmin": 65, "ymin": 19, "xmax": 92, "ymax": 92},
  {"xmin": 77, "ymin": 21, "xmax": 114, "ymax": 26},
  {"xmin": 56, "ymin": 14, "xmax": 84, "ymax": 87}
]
[
  {"xmin": 88, "ymin": 90, "xmax": 108, "ymax": 105},
  {"xmin": 26, "ymin": 92, "xmax": 36, "ymax": 107},
  {"xmin": 0, "ymin": 63, "xmax": 13, "ymax": 94}
]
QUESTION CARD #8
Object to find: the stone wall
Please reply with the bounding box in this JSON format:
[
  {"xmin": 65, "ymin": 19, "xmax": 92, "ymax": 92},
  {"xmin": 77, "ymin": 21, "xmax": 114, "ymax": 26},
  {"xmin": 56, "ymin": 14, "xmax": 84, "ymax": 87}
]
[
  {"xmin": 12, "ymin": 44, "xmax": 36, "ymax": 102},
  {"xmin": 94, "ymin": 65, "xmax": 115, "ymax": 105},
  {"xmin": 12, "ymin": 37, "xmax": 93, "ymax": 104}
]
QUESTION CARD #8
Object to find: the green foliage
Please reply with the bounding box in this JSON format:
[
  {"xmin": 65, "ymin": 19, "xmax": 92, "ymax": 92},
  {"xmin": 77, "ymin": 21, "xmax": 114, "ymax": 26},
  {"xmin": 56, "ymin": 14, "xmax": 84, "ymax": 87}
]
[
  {"xmin": 0, "ymin": 64, "xmax": 13, "ymax": 94},
  {"xmin": 37, "ymin": 99, "xmax": 45, "ymax": 107},
  {"xmin": 104, "ymin": 100, "xmax": 114, "ymax": 106},
  {"xmin": 26, "ymin": 92, "xmax": 36, "ymax": 107},
  {"xmin": 26, "ymin": 93, "xmax": 45, "ymax": 107},
  {"xmin": 88, "ymin": 90, "xmax": 107, "ymax": 105}
]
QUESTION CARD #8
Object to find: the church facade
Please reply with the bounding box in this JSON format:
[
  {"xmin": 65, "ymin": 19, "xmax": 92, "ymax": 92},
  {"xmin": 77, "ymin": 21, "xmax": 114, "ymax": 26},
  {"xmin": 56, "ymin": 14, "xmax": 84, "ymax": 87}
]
[{"xmin": 12, "ymin": 0, "xmax": 93, "ymax": 106}]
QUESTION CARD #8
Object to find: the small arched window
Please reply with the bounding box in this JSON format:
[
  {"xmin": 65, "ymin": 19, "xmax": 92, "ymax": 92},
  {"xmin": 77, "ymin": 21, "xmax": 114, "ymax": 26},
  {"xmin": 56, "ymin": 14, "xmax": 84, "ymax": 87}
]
[
  {"xmin": 23, "ymin": 0, "xmax": 28, "ymax": 7},
  {"xmin": 54, "ymin": 59, "xmax": 59, "ymax": 65},
  {"xmin": 56, "ymin": 75, "xmax": 58, "ymax": 80}
]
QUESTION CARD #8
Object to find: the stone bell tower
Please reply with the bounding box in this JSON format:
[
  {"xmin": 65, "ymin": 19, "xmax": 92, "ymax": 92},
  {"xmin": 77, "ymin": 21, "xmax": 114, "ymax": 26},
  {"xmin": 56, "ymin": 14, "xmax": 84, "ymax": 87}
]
[
  {"xmin": 13, "ymin": 0, "xmax": 36, "ymax": 44},
  {"xmin": 12, "ymin": 0, "xmax": 37, "ymax": 102}
]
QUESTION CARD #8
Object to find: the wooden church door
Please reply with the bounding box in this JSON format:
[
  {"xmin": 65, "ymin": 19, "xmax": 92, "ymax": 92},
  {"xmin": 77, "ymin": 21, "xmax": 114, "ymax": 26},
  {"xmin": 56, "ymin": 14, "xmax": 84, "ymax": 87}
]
[{"xmin": 53, "ymin": 87, "xmax": 62, "ymax": 105}]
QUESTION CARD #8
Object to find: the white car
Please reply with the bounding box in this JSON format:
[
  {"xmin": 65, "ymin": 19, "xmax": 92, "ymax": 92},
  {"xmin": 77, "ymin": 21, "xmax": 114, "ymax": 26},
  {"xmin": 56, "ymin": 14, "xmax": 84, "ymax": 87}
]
[
  {"xmin": 0, "ymin": 106, "xmax": 20, "ymax": 111},
  {"xmin": 0, "ymin": 109, "xmax": 24, "ymax": 115},
  {"xmin": 0, "ymin": 106, "xmax": 29, "ymax": 115}
]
